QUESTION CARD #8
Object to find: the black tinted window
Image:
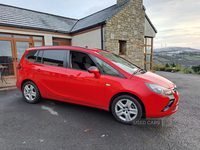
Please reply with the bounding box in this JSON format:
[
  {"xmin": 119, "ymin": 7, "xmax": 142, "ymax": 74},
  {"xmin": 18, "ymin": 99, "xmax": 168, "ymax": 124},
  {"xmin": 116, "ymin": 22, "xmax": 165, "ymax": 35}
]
[
  {"xmin": 26, "ymin": 51, "xmax": 38, "ymax": 62},
  {"xmin": 42, "ymin": 50, "xmax": 64, "ymax": 67}
]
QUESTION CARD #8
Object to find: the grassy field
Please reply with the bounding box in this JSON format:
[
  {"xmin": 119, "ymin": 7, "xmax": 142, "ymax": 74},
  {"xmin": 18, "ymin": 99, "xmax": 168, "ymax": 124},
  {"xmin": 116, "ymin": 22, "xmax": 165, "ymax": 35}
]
[
  {"xmin": 184, "ymin": 55, "xmax": 200, "ymax": 61},
  {"xmin": 153, "ymin": 53, "xmax": 200, "ymax": 66}
]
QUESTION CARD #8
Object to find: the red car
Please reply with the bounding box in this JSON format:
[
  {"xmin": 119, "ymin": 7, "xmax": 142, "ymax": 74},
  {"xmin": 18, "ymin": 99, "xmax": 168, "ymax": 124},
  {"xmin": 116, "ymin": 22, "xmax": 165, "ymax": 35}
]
[{"xmin": 16, "ymin": 46, "xmax": 179, "ymax": 124}]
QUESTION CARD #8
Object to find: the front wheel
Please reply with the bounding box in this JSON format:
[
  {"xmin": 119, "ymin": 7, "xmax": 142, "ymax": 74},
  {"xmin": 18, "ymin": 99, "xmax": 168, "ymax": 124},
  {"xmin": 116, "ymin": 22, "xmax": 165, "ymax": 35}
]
[
  {"xmin": 111, "ymin": 95, "xmax": 142, "ymax": 124},
  {"xmin": 22, "ymin": 81, "xmax": 41, "ymax": 104}
]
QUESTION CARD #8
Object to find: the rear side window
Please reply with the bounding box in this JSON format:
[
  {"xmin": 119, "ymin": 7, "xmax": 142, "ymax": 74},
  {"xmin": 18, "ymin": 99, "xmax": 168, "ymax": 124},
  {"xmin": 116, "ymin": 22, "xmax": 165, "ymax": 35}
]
[
  {"xmin": 26, "ymin": 51, "xmax": 38, "ymax": 62},
  {"xmin": 42, "ymin": 50, "xmax": 64, "ymax": 67}
]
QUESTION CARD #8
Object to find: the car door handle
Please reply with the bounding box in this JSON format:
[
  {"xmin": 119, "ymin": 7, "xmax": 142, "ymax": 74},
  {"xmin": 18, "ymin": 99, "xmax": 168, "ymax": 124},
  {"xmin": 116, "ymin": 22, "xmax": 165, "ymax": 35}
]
[
  {"xmin": 68, "ymin": 75, "xmax": 75, "ymax": 79},
  {"xmin": 36, "ymin": 69, "xmax": 41, "ymax": 72}
]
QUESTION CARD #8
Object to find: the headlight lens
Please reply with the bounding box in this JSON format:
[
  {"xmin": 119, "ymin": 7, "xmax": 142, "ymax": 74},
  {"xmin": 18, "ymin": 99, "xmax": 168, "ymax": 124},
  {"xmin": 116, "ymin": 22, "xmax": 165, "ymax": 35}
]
[{"xmin": 145, "ymin": 83, "xmax": 173, "ymax": 96}]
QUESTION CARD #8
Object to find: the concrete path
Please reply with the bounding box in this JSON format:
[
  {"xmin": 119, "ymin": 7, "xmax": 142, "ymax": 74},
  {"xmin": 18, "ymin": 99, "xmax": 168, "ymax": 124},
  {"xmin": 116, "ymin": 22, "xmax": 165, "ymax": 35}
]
[{"xmin": 0, "ymin": 78, "xmax": 17, "ymax": 91}]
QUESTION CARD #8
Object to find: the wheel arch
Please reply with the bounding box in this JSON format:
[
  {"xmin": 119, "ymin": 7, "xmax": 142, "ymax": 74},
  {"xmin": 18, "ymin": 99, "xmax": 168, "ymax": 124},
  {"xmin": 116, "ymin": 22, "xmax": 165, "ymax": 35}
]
[
  {"xmin": 109, "ymin": 92, "xmax": 146, "ymax": 118},
  {"xmin": 21, "ymin": 79, "xmax": 42, "ymax": 103},
  {"xmin": 21, "ymin": 79, "xmax": 41, "ymax": 98},
  {"xmin": 21, "ymin": 79, "xmax": 36, "ymax": 90}
]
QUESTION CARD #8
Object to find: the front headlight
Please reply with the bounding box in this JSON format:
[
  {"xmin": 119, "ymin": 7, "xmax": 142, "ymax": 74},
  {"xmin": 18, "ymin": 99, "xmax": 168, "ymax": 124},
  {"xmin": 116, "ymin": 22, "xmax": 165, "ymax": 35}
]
[{"xmin": 145, "ymin": 83, "xmax": 174, "ymax": 97}]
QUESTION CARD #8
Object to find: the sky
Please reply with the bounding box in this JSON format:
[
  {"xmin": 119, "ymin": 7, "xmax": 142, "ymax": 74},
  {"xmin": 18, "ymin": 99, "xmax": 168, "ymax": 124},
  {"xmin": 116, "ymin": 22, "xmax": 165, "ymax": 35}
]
[
  {"xmin": 144, "ymin": 0, "xmax": 200, "ymax": 50},
  {"xmin": 0, "ymin": 0, "xmax": 199, "ymax": 49}
]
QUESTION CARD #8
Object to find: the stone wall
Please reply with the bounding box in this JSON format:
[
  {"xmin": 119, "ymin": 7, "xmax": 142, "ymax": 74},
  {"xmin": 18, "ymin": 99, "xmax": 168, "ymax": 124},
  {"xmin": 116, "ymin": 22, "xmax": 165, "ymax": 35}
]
[{"xmin": 104, "ymin": 0, "xmax": 145, "ymax": 68}]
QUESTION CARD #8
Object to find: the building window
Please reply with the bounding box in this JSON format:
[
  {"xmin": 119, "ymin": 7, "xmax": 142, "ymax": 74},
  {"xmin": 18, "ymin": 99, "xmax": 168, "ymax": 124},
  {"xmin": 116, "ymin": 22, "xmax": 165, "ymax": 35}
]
[
  {"xmin": 0, "ymin": 33, "xmax": 12, "ymax": 38},
  {"xmin": 0, "ymin": 33, "xmax": 44, "ymax": 77},
  {"xmin": 119, "ymin": 40, "xmax": 126, "ymax": 55},
  {"xmin": 14, "ymin": 35, "xmax": 30, "ymax": 39},
  {"xmin": 144, "ymin": 37, "xmax": 153, "ymax": 70},
  {"xmin": 53, "ymin": 38, "xmax": 71, "ymax": 46}
]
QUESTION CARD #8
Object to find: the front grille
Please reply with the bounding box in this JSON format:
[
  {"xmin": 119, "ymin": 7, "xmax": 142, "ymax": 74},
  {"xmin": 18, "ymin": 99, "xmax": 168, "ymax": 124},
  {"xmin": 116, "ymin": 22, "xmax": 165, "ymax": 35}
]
[{"xmin": 162, "ymin": 99, "xmax": 175, "ymax": 112}]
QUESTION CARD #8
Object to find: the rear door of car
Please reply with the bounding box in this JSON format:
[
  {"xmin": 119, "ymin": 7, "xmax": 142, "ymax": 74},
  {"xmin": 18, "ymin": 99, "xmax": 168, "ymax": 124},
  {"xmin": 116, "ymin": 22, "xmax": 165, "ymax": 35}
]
[{"xmin": 32, "ymin": 49, "xmax": 67, "ymax": 101}]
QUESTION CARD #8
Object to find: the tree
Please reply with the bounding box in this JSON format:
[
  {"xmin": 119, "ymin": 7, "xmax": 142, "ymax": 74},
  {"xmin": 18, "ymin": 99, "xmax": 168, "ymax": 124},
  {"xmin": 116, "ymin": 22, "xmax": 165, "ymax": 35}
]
[{"xmin": 170, "ymin": 63, "xmax": 176, "ymax": 67}]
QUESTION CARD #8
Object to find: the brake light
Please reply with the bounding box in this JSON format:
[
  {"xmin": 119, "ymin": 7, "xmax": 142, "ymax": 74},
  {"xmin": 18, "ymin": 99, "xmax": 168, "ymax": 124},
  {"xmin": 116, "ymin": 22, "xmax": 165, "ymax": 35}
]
[{"xmin": 17, "ymin": 64, "xmax": 22, "ymax": 69}]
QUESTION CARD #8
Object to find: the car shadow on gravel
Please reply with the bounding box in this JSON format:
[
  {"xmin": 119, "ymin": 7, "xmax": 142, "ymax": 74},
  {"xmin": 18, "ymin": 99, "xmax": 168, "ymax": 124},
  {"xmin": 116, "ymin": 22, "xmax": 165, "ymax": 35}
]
[
  {"xmin": 38, "ymin": 98, "xmax": 173, "ymax": 129},
  {"xmin": 8, "ymin": 90, "xmax": 176, "ymax": 129}
]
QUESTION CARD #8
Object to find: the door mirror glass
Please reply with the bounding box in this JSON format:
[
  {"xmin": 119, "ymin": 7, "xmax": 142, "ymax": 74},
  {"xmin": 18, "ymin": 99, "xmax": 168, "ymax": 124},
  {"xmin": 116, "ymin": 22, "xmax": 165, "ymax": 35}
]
[{"xmin": 88, "ymin": 66, "xmax": 100, "ymax": 78}]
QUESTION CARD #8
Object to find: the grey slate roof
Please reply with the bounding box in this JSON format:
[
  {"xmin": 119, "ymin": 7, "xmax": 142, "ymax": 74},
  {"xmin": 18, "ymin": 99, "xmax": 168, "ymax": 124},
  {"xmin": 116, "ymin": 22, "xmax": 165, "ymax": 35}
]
[
  {"xmin": 70, "ymin": 0, "xmax": 130, "ymax": 32},
  {"xmin": 0, "ymin": 4, "xmax": 78, "ymax": 33},
  {"xmin": 0, "ymin": 0, "xmax": 157, "ymax": 34}
]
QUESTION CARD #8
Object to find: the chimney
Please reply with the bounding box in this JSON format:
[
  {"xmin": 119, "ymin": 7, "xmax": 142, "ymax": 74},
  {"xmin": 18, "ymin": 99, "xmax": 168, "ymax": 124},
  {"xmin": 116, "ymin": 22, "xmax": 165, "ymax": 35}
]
[{"xmin": 117, "ymin": 0, "xmax": 127, "ymax": 3}]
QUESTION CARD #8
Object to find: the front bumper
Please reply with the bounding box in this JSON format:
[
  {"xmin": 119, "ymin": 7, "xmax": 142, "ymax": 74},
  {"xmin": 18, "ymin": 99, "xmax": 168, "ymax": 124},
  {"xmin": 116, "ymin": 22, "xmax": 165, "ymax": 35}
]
[{"xmin": 145, "ymin": 89, "xmax": 179, "ymax": 118}]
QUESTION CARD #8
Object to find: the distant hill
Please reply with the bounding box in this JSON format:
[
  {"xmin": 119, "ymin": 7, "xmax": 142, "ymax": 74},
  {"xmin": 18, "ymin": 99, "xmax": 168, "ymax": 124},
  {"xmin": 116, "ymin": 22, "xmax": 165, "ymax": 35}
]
[
  {"xmin": 154, "ymin": 47, "xmax": 200, "ymax": 53},
  {"xmin": 153, "ymin": 47, "xmax": 200, "ymax": 67}
]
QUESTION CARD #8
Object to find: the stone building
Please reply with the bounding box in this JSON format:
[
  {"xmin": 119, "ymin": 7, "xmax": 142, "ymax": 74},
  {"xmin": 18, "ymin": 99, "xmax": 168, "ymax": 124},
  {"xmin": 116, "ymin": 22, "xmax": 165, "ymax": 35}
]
[{"xmin": 0, "ymin": 0, "xmax": 157, "ymax": 78}]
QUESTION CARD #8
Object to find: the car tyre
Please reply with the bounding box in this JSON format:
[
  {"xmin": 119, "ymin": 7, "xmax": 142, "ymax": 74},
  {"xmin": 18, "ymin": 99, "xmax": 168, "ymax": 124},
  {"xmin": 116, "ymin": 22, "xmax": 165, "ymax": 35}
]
[
  {"xmin": 22, "ymin": 81, "xmax": 41, "ymax": 104},
  {"xmin": 111, "ymin": 95, "xmax": 142, "ymax": 124}
]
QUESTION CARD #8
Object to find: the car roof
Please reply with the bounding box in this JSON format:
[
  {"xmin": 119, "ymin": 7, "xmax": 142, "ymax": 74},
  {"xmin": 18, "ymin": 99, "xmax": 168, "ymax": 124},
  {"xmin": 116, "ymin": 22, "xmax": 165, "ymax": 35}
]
[{"xmin": 26, "ymin": 46, "xmax": 107, "ymax": 53}]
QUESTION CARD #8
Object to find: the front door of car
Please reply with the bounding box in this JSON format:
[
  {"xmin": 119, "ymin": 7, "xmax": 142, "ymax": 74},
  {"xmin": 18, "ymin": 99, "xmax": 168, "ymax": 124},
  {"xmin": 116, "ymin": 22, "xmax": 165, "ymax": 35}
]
[{"xmin": 65, "ymin": 51, "xmax": 105, "ymax": 107}]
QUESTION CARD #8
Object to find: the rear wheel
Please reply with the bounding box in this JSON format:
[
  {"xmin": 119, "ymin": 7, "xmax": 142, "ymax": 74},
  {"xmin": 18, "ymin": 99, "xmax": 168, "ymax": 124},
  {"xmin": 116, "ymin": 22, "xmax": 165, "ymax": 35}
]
[
  {"xmin": 111, "ymin": 95, "xmax": 142, "ymax": 124},
  {"xmin": 22, "ymin": 81, "xmax": 41, "ymax": 104}
]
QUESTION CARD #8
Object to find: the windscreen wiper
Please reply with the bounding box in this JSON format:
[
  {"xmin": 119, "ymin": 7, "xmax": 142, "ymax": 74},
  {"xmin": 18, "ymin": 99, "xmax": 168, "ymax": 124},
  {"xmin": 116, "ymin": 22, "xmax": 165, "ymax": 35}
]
[{"xmin": 134, "ymin": 68, "xmax": 146, "ymax": 74}]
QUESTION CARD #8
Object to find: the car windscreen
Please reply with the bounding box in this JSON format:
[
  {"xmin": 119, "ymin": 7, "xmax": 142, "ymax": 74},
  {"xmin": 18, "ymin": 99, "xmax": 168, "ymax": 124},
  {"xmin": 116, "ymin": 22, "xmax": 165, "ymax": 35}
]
[{"xmin": 97, "ymin": 52, "xmax": 139, "ymax": 74}]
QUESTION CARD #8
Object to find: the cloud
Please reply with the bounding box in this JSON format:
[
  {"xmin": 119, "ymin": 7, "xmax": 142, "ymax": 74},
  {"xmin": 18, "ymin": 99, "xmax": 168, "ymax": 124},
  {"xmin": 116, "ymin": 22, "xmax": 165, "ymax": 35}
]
[
  {"xmin": 144, "ymin": 0, "xmax": 200, "ymax": 49},
  {"xmin": 154, "ymin": 27, "xmax": 200, "ymax": 49},
  {"xmin": 0, "ymin": 0, "xmax": 116, "ymax": 19},
  {"xmin": 1, "ymin": 0, "xmax": 199, "ymax": 49},
  {"xmin": 144, "ymin": 0, "xmax": 200, "ymax": 27},
  {"xmin": 83, "ymin": 2, "xmax": 115, "ymax": 18}
]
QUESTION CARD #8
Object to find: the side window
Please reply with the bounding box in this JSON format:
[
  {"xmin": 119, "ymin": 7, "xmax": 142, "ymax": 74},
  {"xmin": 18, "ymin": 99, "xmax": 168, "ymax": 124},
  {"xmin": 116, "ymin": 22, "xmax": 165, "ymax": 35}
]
[
  {"xmin": 119, "ymin": 40, "xmax": 126, "ymax": 55},
  {"xmin": 94, "ymin": 56, "xmax": 119, "ymax": 76},
  {"xmin": 70, "ymin": 51, "xmax": 95, "ymax": 71},
  {"xmin": 25, "ymin": 50, "xmax": 38, "ymax": 62},
  {"xmin": 42, "ymin": 50, "xmax": 64, "ymax": 67}
]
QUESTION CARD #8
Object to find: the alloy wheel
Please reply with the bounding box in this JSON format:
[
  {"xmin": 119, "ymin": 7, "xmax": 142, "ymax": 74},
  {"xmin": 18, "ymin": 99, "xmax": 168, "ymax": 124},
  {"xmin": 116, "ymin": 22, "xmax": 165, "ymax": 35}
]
[
  {"xmin": 115, "ymin": 99, "xmax": 138, "ymax": 122},
  {"xmin": 24, "ymin": 84, "xmax": 36, "ymax": 102}
]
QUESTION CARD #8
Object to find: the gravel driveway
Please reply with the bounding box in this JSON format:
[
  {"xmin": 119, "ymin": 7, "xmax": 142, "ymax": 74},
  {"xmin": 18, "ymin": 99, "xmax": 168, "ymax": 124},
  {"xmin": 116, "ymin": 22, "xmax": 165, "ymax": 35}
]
[{"xmin": 0, "ymin": 71, "xmax": 199, "ymax": 150}]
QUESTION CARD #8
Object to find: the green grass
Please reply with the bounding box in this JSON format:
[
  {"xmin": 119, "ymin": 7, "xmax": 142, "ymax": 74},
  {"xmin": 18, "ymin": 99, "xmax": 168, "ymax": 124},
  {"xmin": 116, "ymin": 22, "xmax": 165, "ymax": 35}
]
[{"xmin": 184, "ymin": 56, "xmax": 200, "ymax": 61}]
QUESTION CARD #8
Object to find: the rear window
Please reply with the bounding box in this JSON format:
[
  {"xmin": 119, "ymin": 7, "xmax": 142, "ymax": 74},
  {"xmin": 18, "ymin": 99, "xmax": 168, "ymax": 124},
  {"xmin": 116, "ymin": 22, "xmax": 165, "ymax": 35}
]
[
  {"xmin": 25, "ymin": 50, "xmax": 65, "ymax": 67},
  {"xmin": 25, "ymin": 51, "xmax": 39, "ymax": 62}
]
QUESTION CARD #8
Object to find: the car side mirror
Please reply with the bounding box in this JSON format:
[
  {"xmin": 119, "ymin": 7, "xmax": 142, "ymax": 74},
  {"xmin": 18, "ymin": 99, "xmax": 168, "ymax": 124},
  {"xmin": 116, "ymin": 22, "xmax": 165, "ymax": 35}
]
[{"xmin": 88, "ymin": 66, "xmax": 100, "ymax": 78}]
